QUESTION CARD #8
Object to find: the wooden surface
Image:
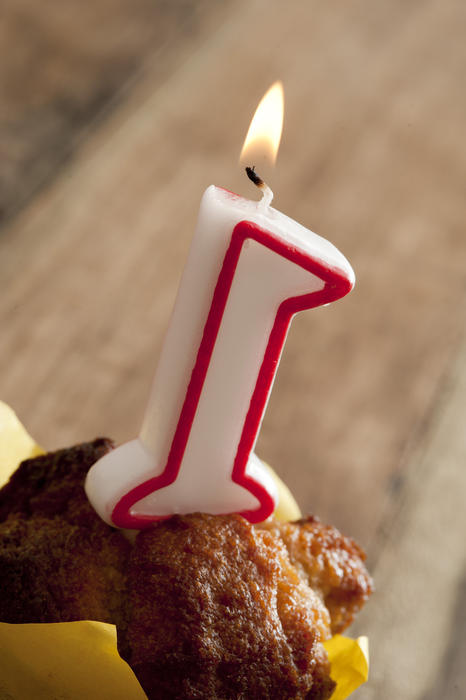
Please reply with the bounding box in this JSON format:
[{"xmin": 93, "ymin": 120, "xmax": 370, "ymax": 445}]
[{"xmin": 1, "ymin": 0, "xmax": 465, "ymax": 697}]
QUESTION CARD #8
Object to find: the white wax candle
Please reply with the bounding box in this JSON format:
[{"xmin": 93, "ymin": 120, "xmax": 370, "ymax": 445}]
[{"xmin": 85, "ymin": 186, "xmax": 354, "ymax": 528}]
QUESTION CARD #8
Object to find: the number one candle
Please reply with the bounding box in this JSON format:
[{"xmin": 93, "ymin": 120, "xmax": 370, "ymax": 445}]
[{"xmin": 85, "ymin": 82, "xmax": 355, "ymax": 529}]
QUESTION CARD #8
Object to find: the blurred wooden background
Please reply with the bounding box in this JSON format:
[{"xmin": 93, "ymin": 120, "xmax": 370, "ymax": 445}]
[{"xmin": 1, "ymin": 0, "xmax": 465, "ymax": 698}]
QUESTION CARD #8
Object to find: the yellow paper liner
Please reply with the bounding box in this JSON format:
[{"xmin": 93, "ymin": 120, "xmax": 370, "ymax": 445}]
[
  {"xmin": 0, "ymin": 621, "xmax": 146, "ymax": 700},
  {"xmin": 324, "ymin": 635, "xmax": 369, "ymax": 700},
  {"xmin": 0, "ymin": 401, "xmax": 369, "ymax": 699},
  {"xmin": 0, "ymin": 401, "xmax": 44, "ymax": 480}
]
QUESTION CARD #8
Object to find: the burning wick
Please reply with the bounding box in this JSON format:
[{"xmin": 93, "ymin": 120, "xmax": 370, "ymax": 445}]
[{"xmin": 245, "ymin": 166, "xmax": 274, "ymax": 210}]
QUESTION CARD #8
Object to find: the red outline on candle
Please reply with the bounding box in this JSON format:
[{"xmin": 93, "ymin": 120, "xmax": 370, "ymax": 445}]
[{"xmin": 111, "ymin": 220, "xmax": 353, "ymax": 528}]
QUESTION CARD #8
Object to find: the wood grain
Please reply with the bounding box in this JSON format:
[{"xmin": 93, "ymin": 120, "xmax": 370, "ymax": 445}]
[
  {"xmin": 354, "ymin": 336, "xmax": 466, "ymax": 699},
  {"xmin": 0, "ymin": 0, "xmax": 229, "ymax": 223}
]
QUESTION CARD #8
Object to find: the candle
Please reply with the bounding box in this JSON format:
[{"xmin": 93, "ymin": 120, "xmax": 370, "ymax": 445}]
[{"xmin": 85, "ymin": 84, "xmax": 354, "ymax": 529}]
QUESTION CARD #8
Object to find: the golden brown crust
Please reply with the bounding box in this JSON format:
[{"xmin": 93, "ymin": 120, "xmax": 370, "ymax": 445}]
[
  {"xmin": 0, "ymin": 438, "xmax": 114, "ymax": 527},
  {"xmin": 0, "ymin": 439, "xmax": 130, "ymax": 625},
  {"xmin": 118, "ymin": 513, "xmax": 336, "ymax": 700},
  {"xmin": 0, "ymin": 513, "xmax": 130, "ymax": 624},
  {"xmin": 259, "ymin": 516, "xmax": 373, "ymax": 634},
  {"xmin": 0, "ymin": 445, "xmax": 372, "ymax": 698}
]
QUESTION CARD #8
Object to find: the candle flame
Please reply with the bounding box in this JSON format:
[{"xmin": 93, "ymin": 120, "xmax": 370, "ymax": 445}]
[{"xmin": 240, "ymin": 81, "xmax": 284, "ymax": 166}]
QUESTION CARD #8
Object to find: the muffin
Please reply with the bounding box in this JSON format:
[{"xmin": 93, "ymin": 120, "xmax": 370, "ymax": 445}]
[{"xmin": 0, "ymin": 405, "xmax": 372, "ymax": 699}]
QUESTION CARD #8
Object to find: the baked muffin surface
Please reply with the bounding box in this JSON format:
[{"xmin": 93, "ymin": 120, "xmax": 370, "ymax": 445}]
[{"xmin": 0, "ymin": 443, "xmax": 373, "ymax": 699}]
